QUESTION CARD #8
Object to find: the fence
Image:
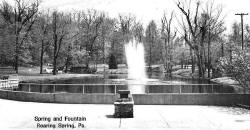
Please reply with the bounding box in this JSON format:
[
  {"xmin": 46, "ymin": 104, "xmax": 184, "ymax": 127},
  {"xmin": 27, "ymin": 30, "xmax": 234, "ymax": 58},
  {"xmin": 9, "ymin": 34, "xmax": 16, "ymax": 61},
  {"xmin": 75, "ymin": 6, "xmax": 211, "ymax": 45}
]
[
  {"xmin": 0, "ymin": 79, "xmax": 19, "ymax": 89},
  {"xmin": 15, "ymin": 83, "xmax": 242, "ymax": 94},
  {"xmin": 1, "ymin": 83, "xmax": 250, "ymax": 105},
  {"xmin": 0, "ymin": 66, "xmax": 18, "ymax": 89}
]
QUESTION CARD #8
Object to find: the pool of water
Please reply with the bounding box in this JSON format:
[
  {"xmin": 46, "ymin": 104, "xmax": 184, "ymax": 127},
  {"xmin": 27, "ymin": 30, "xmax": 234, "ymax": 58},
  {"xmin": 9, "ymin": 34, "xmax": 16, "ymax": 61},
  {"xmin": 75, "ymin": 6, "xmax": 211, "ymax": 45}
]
[{"xmin": 14, "ymin": 73, "xmax": 239, "ymax": 94}]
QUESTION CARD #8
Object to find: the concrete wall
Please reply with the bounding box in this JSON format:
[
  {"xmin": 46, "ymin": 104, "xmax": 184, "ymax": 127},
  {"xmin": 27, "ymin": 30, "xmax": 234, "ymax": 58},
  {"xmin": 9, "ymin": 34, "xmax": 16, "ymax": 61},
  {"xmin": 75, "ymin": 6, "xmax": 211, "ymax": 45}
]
[
  {"xmin": 7, "ymin": 91, "xmax": 54, "ymax": 103},
  {"xmin": 0, "ymin": 90, "xmax": 250, "ymax": 105},
  {"xmin": 54, "ymin": 93, "xmax": 118, "ymax": 104},
  {"xmin": 0, "ymin": 90, "xmax": 118, "ymax": 104},
  {"xmin": 0, "ymin": 90, "xmax": 8, "ymax": 99},
  {"xmin": 132, "ymin": 94, "xmax": 250, "ymax": 105}
]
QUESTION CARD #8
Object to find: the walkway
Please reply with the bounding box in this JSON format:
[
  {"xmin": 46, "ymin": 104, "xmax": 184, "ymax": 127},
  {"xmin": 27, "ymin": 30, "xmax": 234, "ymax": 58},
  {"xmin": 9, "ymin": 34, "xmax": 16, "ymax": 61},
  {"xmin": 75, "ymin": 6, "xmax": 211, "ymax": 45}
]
[{"xmin": 0, "ymin": 99, "xmax": 250, "ymax": 130}]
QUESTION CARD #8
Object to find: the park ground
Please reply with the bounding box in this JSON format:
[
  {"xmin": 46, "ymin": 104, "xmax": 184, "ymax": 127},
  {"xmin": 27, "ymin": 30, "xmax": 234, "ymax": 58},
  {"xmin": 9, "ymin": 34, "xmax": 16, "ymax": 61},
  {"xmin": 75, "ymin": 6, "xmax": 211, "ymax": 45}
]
[
  {"xmin": 0, "ymin": 99, "xmax": 250, "ymax": 130},
  {"xmin": 15, "ymin": 66, "xmax": 101, "ymax": 82}
]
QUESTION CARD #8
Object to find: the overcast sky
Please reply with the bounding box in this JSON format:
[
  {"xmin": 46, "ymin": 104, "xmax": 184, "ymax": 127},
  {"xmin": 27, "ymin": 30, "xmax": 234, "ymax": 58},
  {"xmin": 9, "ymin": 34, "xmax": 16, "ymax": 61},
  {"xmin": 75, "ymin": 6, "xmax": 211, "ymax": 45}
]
[{"xmin": 4, "ymin": 0, "xmax": 250, "ymax": 33}]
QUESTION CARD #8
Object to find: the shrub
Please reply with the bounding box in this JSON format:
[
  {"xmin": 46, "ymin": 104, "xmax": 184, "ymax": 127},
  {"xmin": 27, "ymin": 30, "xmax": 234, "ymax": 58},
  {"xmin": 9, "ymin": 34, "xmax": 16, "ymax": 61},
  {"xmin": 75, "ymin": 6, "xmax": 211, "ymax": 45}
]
[{"xmin": 219, "ymin": 49, "xmax": 250, "ymax": 89}]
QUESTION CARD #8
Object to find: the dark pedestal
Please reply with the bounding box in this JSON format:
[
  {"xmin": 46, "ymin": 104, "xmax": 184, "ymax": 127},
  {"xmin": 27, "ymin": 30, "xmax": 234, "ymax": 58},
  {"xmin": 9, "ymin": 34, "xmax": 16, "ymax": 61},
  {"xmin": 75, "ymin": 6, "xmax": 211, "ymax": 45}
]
[
  {"xmin": 118, "ymin": 90, "xmax": 130, "ymax": 98},
  {"xmin": 114, "ymin": 90, "xmax": 134, "ymax": 118},
  {"xmin": 114, "ymin": 101, "xmax": 134, "ymax": 118}
]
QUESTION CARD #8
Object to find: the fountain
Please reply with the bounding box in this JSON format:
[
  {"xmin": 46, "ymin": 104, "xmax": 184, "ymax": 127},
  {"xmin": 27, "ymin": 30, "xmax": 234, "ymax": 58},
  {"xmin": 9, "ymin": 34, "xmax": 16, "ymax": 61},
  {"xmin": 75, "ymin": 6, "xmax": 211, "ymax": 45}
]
[
  {"xmin": 125, "ymin": 39, "xmax": 147, "ymax": 94},
  {"xmin": 125, "ymin": 39, "xmax": 147, "ymax": 81}
]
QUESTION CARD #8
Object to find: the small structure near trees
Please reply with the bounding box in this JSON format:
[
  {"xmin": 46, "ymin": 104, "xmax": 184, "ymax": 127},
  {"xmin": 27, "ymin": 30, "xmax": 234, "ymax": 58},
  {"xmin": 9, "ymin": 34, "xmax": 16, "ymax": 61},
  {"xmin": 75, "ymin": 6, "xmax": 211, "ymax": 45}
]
[{"xmin": 109, "ymin": 54, "xmax": 118, "ymax": 69}]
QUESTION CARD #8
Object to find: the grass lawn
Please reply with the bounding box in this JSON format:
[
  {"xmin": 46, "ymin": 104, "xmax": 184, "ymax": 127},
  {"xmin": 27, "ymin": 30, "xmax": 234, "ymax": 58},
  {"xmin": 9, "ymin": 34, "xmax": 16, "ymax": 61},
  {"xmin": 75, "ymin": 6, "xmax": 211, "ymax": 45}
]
[{"xmin": 17, "ymin": 66, "xmax": 101, "ymax": 82}]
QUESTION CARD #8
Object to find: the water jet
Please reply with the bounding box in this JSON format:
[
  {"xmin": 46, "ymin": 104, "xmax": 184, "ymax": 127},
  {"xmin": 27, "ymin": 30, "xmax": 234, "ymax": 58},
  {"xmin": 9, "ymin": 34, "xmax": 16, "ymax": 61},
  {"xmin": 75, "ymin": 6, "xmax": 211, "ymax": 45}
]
[{"xmin": 125, "ymin": 39, "xmax": 147, "ymax": 94}]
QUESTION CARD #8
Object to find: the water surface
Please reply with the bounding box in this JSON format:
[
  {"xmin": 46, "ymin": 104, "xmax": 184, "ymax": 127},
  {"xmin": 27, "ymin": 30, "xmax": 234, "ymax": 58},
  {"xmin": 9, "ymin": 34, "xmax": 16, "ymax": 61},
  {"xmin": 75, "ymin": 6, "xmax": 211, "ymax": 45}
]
[{"xmin": 16, "ymin": 73, "xmax": 237, "ymax": 94}]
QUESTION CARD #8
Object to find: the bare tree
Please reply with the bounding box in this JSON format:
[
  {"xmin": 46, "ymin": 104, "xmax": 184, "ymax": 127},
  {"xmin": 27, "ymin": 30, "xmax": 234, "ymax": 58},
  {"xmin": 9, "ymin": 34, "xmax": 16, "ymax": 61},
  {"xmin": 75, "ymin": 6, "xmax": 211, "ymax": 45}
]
[
  {"xmin": 176, "ymin": 0, "xmax": 225, "ymax": 78},
  {"xmin": 118, "ymin": 14, "xmax": 135, "ymax": 41},
  {"xmin": 100, "ymin": 16, "xmax": 116, "ymax": 70},
  {"xmin": 118, "ymin": 14, "xmax": 136, "ymax": 65},
  {"xmin": 132, "ymin": 21, "xmax": 144, "ymax": 42},
  {"xmin": 78, "ymin": 10, "xmax": 104, "ymax": 68},
  {"xmin": 204, "ymin": 1, "xmax": 225, "ymax": 78},
  {"xmin": 0, "ymin": 7, "xmax": 15, "ymax": 66},
  {"xmin": 0, "ymin": 0, "xmax": 40, "ymax": 73},
  {"xmin": 145, "ymin": 20, "xmax": 158, "ymax": 71},
  {"xmin": 161, "ymin": 11, "xmax": 177, "ymax": 74},
  {"xmin": 34, "ymin": 11, "xmax": 51, "ymax": 74},
  {"xmin": 177, "ymin": 0, "xmax": 207, "ymax": 78},
  {"xmin": 52, "ymin": 11, "xmax": 70, "ymax": 75}
]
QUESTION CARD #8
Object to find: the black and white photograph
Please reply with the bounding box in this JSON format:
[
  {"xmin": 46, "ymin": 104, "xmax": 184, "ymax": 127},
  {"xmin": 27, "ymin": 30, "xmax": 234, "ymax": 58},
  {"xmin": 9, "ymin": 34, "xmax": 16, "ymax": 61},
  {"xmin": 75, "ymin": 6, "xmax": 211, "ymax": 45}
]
[{"xmin": 0, "ymin": 0, "xmax": 250, "ymax": 129}]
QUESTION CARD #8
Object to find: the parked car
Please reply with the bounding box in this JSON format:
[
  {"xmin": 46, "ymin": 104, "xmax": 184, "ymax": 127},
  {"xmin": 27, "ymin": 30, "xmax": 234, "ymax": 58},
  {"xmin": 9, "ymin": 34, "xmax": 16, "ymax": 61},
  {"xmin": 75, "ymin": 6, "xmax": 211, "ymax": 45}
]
[{"xmin": 43, "ymin": 67, "xmax": 53, "ymax": 73}]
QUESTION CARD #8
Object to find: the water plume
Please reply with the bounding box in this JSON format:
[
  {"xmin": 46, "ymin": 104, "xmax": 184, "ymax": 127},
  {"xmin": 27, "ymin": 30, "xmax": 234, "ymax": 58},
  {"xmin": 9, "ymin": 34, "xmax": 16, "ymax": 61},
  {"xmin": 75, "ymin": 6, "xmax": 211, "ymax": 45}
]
[{"xmin": 125, "ymin": 39, "xmax": 147, "ymax": 93}]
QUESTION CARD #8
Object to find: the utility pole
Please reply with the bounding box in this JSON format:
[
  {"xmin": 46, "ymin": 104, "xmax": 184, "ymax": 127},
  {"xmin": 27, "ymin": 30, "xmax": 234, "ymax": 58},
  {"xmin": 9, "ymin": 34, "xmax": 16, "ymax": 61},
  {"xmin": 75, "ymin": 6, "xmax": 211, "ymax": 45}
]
[{"xmin": 235, "ymin": 13, "xmax": 248, "ymax": 50}]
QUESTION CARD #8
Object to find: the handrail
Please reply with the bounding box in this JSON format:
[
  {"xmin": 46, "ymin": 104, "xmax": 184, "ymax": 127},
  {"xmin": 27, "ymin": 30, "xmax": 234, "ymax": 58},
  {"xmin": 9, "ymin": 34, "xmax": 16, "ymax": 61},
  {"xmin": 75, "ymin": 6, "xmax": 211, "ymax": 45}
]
[
  {"xmin": 0, "ymin": 78, "xmax": 19, "ymax": 89},
  {"xmin": 7, "ymin": 82, "xmax": 243, "ymax": 94},
  {"xmin": 0, "ymin": 79, "xmax": 19, "ymax": 82},
  {"xmin": 18, "ymin": 83, "xmax": 237, "ymax": 86}
]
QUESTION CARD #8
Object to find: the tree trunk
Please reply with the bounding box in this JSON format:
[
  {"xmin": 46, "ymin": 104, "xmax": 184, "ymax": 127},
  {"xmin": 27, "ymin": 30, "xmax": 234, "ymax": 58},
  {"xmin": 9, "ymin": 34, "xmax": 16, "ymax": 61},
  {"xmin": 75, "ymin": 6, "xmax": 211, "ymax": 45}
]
[
  {"xmin": 229, "ymin": 44, "xmax": 232, "ymax": 63},
  {"xmin": 85, "ymin": 43, "xmax": 91, "ymax": 69},
  {"xmin": 102, "ymin": 36, "xmax": 105, "ymax": 78},
  {"xmin": 148, "ymin": 42, "xmax": 152, "ymax": 72},
  {"xmin": 196, "ymin": 51, "xmax": 205, "ymax": 78},
  {"xmin": 197, "ymin": 54, "xmax": 202, "ymax": 78},
  {"xmin": 207, "ymin": 32, "xmax": 211, "ymax": 78},
  {"xmin": 52, "ymin": 12, "xmax": 57, "ymax": 75},
  {"xmin": 15, "ymin": 51, "xmax": 19, "ymax": 73},
  {"xmin": 53, "ymin": 42, "xmax": 57, "ymax": 75},
  {"xmin": 53, "ymin": 53, "xmax": 57, "ymax": 75},
  {"xmin": 40, "ymin": 40, "xmax": 44, "ymax": 74},
  {"xmin": 15, "ymin": 36, "xmax": 19, "ymax": 73},
  {"xmin": 221, "ymin": 42, "xmax": 224, "ymax": 57},
  {"xmin": 181, "ymin": 52, "xmax": 184, "ymax": 69},
  {"xmin": 169, "ymin": 42, "xmax": 171, "ymax": 73},
  {"xmin": 190, "ymin": 47, "xmax": 195, "ymax": 74},
  {"xmin": 163, "ymin": 39, "xmax": 167, "ymax": 72},
  {"xmin": 168, "ymin": 37, "xmax": 173, "ymax": 75},
  {"xmin": 65, "ymin": 56, "xmax": 69, "ymax": 73}
]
